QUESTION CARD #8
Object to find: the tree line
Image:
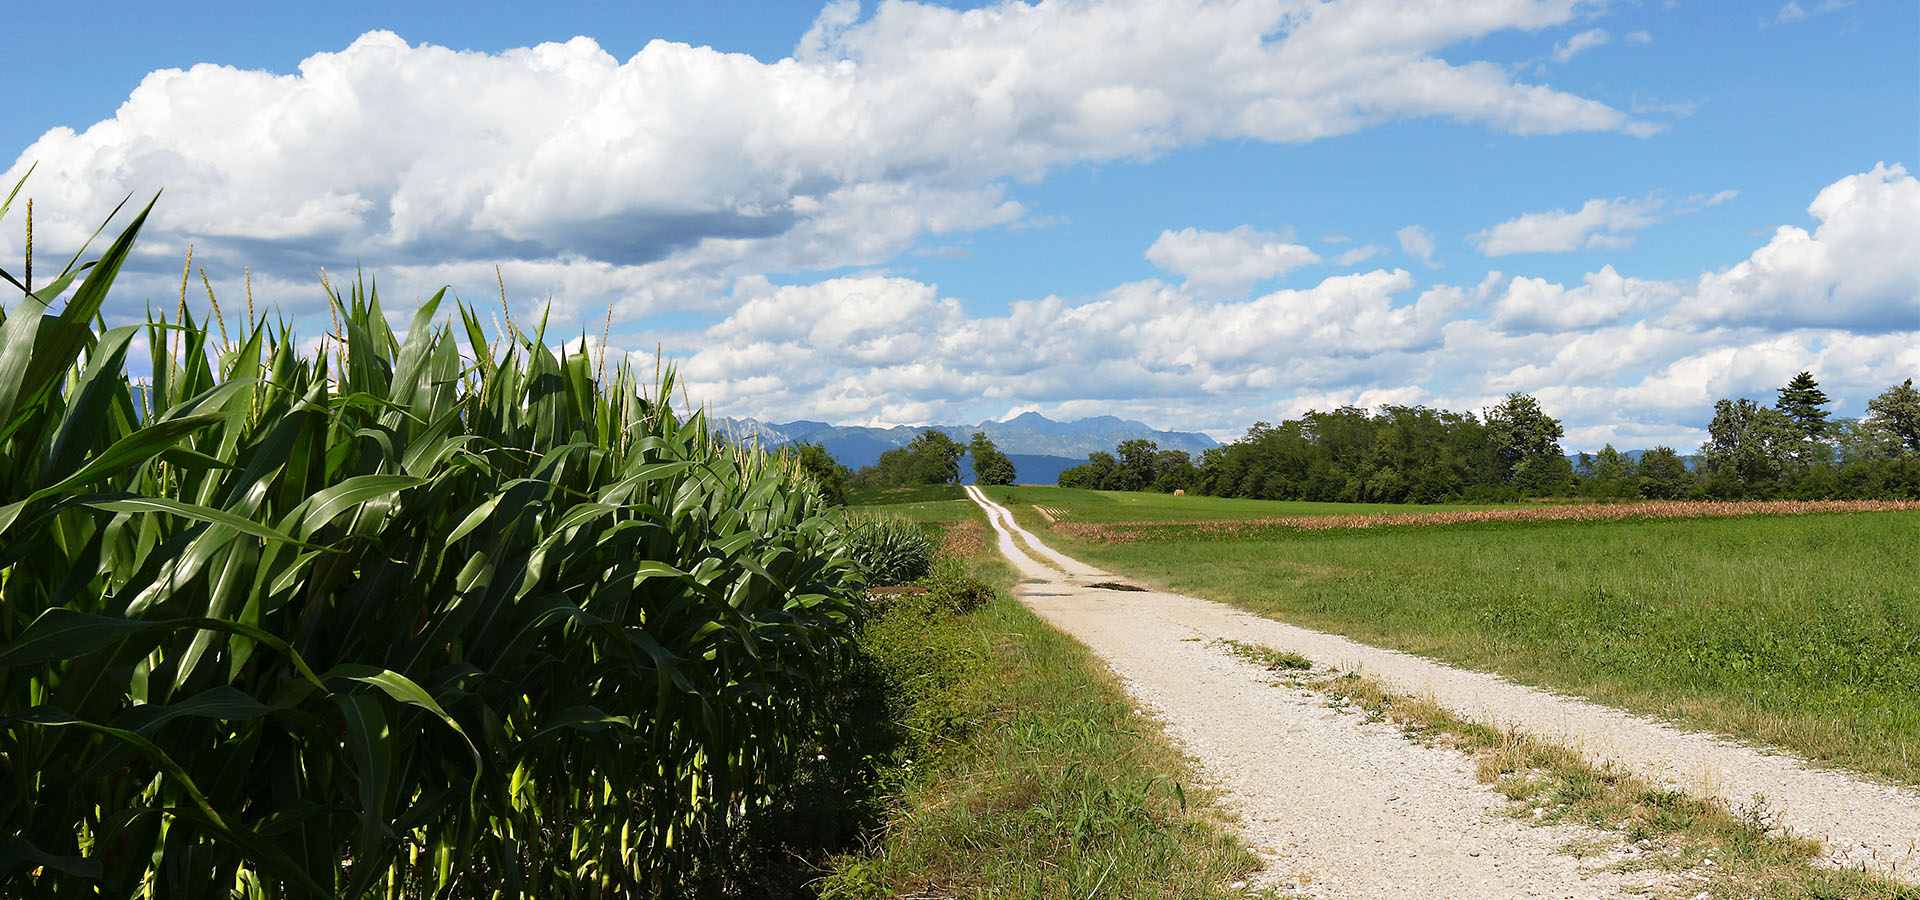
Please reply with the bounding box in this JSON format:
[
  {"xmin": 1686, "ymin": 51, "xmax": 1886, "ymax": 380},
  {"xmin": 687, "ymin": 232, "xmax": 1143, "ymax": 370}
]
[
  {"xmin": 1055, "ymin": 373, "xmax": 1920, "ymax": 503},
  {"xmin": 794, "ymin": 431, "xmax": 1017, "ymax": 501}
]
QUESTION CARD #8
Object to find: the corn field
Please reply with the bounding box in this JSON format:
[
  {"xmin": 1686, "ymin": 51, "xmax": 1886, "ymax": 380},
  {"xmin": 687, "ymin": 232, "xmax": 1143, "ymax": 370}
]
[{"xmin": 0, "ymin": 183, "xmax": 862, "ymax": 897}]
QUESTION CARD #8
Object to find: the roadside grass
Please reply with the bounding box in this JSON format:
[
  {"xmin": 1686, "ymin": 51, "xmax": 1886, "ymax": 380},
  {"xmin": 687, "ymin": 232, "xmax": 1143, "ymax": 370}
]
[
  {"xmin": 1008, "ymin": 488, "xmax": 1920, "ymax": 787},
  {"xmin": 1217, "ymin": 642, "xmax": 1916, "ymax": 900},
  {"xmin": 823, "ymin": 508, "xmax": 1262, "ymax": 899},
  {"xmin": 990, "ymin": 485, "xmax": 1505, "ymax": 524}
]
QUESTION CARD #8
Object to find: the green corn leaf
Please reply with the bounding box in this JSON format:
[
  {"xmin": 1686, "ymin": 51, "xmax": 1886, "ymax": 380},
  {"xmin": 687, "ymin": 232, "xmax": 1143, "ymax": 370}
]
[
  {"xmin": 445, "ymin": 495, "xmax": 503, "ymax": 545},
  {"xmin": 0, "ymin": 609, "xmax": 328, "ymax": 689},
  {"xmin": 0, "ymin": 837, "xmax": 105, "ymax": 881},
  {"xmin": 119, "ymin": 685, "xmax": 274, "ymax": 733},
  {"xmin": 12, "ymin": 196, "xmax": 156, "ymax": 414},
  {"xmin": 85, "ymin": 492, "xmax": 296, "ymax": 539},
  {"xmin": 0, "ymin": 607, "xmax": 149, "ymax": 665},
  {"xmin": 22, "ymin": 264, "xmax": 90, "ymax": 307},
  {"xmin": 387, "ymin": 288, "xmax": 445, "ymax": 407},
  {"xmin": 525, "ymin": 706, "xmax": 634, "ymax": 742},
  {"xmin": 160, "ymin": 806, "xmax": 335, "ymax": 899},
  {"xmin": 282, "ymin": 473, "xmax": 425, "ymax": 541},
  {"xmin": 335, "ymin": 693, "xmax": 395, "ymax": 878},
  {"xmin": 6, "ymin": 412, "xmax": 226, "ymax": 512},
  {"xmin": 5, "ymin": 706, "xmax": 233, "ymax": 826},
  {"xmin": 0, "ymin": 293, "xmax": 48, "ymax": 442},
  {"xmin": 0, "ymin": 163, "xmax": 31, "ymax": 224},
  {"xmin": 324, "ymin": 664, "xmax": 477, "ymax": 754},
  {"xmin": 38, "ymin": 324, "xmax": 138, "ymax": 481}
]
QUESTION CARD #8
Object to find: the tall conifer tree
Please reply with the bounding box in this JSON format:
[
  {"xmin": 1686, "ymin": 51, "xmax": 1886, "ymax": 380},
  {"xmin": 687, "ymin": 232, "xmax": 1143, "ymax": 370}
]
[{"xmin": 1775, "ymin": 371, "xmax": 1831, "ymax": 440}]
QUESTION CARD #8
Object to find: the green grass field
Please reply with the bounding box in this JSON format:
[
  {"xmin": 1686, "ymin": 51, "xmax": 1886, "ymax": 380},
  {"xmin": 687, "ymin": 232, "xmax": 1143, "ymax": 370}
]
[
  {"xmin": 989, "ymin": 485, "xmax": 1506, "ymax": 523},
  {"xmin": 996, "ymin": 487, "xmax": 1920, "ymax": 785},
  {"xmin": 848, "ymin": 483, "xmax": 970, "ymax": 506}
]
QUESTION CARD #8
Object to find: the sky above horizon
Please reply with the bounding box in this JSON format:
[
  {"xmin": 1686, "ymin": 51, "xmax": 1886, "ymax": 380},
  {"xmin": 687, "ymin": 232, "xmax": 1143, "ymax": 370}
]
[{"xmin": 3, "ymin": 0, "xmax": 1916, "ymax": 451}]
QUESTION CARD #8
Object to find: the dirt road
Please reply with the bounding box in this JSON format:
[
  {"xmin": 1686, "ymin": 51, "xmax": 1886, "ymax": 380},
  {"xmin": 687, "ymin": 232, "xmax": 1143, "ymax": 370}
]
[{"xmin": 962, "ymin": 485, "xmax": 1920, "ymax": 894}]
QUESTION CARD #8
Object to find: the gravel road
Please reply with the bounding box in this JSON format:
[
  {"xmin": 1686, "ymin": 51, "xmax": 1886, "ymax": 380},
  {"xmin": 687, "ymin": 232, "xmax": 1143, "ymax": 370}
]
[{"xmin": 961, "ymin": 486, "xmax": 1920, "ymax": 891}]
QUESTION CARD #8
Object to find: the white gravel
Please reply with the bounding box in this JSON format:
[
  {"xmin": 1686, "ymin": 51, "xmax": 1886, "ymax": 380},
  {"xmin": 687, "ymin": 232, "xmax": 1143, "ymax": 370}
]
[{"xmin": 962, "ymin": 486, "xmax": 1920, "ymax": 889}]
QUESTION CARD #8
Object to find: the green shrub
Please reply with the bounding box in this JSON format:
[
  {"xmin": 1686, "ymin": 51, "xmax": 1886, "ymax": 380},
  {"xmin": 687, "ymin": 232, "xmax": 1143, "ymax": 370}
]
[
  {"xmin": 916, "ymin": 556, "xmax": 996, "ymax": 615},
  {"xmin": 854, "ymin": 559, "xmax": 992, "ymax": 765},
  {"xmin": 843, "ymin": 514, "xmax": 937, "ymax": 585}
]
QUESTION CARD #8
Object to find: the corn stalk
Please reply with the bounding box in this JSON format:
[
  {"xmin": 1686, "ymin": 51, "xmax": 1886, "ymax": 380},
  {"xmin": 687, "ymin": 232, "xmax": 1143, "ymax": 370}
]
[{"xmin": 0, "ymin": 180, "xmax": 861, "ymax": 898}]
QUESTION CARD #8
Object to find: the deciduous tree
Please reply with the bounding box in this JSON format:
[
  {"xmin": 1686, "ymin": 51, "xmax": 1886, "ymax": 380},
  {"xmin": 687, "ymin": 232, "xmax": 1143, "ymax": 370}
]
[
  {"xmin": 906, "ymin": 429, "xmax": 965, "ymax": 484},
  {"xmin": 788, "ymin": 442, "xmax": 851, "ymax": 505},
  {"xmin": 968, "ymin": 431, "xmax": 1017, "ymax": 485},
  {"xmin": 1866, "ymin": 379, "xmax": 1920, "ymax": 454},
  {"xmin": 1058, "ymin": 451, "xmax": 1117, "ymax": 489},
  {"xmin": 1485, "ymin": 393, "xmax": 1568, "ymax": 494},
  {"xmin": 1636, "ymin": 446, "xmax": 1693, "ymax": 499},
  {"xmin": 1112, "ymin": 438, "xmax": 1160, "ymax": 491},
  {"xmin": 1701, "ymin": 398, "xmax": 1797, "ymax": 494}
]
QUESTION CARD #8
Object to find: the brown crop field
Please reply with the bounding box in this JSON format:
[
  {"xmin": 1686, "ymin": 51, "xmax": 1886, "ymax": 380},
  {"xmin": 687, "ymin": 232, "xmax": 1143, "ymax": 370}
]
[{"xmin": 1056, "ymin": 498, "xmax": 1920, "ymax": 544}]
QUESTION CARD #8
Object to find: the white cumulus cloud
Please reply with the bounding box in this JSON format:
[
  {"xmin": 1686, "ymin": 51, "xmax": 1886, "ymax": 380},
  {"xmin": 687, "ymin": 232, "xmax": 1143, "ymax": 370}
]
[
  {"xmin": 1680, "ymin": 162, "xmax": 1920, "ymax": 332},
  {"xmin": 1469, "ymin": 194, "xmax": 1667, "ymax": 255},
  {"xmin": 3, "ymin": 0, "xmax": 1648, "ymax": 325},
  {"xmin": 1490, "ymin": 265, "xmax": 1680, "ymax": 333},
  {"xmin": 1334, "ymin": 244, "xmax": 1384, "ymax": 266},
  {"xmin": 1145, "ymin": 226, "xmax": 1320, "ymax": 297},
  {"xmin": 1552, "ymin": 28, "xmax": 1610, "ymax": 63},
  {"xmin": 1396, "ymin": 225, "xmax": 1438, "ymax": 267},
  {"xmin": 661, "ymin": 167, "xmax": 1919, "ymax": 450}
]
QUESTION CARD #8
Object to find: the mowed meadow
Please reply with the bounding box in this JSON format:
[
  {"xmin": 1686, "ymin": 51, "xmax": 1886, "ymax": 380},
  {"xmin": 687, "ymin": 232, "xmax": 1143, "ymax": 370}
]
[{"xmin": 995, "ymin": 486, "xmax": 1920, "ymax": 785}]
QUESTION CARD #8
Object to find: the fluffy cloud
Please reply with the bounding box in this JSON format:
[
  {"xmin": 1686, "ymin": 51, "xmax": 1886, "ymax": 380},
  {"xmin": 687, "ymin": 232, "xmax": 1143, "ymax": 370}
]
[
  {"xmin": 1334, "ymin": 244, "xmax": 1384, "ymax": 266},
  {"xmin": 1396, "ymin": 225, "xmax": 1438, "ymax": 267},
  {"xmin": 1768, "ymin": 1, "xmax": 1850, "ymax": 27},
  {"xmin": 1680, "ymin": 162, "xmax": 1920, "ymax": 332},
  {"xmin": 1467, "ymin": 189, "xmax": 1737, "ymax": 257},
  {"xmin": 3, "ymin": 0, "xmax": 1647, "ymax": 323},
  {"xmin": 1551, "ymin": 28, "xmax": 1609, "ymax": 63},
  {"xmin": 667, "ymin": 167, "xmax": 1917, "ymax": 450},
  {"xmin": 1491, "ymin": 265, "xmax": 1681, "ymax": 333},
  {"xmin": 1470, "ymin": 194, "xmax": 1667, "ymax": 255},
  {"xmin": 673, "ymin": 263, "xmax": 1490, "ymax": 428},
  {"xmin": 1145, "ymin": 226, "xmax": 1320, "ymax": 296}
]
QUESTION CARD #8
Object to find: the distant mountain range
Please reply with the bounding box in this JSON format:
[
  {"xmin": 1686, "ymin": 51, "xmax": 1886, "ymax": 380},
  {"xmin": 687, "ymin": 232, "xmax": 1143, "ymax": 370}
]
[{"xmin": 716, "ymin": 411, "xmax": 1219, "ymax": 484}]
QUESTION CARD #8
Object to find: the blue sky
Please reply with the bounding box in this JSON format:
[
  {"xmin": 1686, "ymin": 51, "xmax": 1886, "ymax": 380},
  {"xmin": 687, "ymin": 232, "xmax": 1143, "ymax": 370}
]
[{"xmin": 3, "ymin": 0, "xmax": 1916, "ymax": 450}]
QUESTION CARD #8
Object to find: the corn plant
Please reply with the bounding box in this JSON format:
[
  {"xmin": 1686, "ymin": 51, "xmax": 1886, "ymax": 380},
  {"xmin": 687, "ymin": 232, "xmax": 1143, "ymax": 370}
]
[{"xmin": 0, "ymin": 180, "xmax": 862, "ymax": 898}]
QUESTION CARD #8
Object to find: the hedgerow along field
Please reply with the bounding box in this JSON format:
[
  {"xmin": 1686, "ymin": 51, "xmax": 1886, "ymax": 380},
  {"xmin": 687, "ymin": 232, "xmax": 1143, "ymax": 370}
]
[
  {"xmin": 0, "ymin": 187, "xmax": 865, "ymax": 897},
  {"xmin": 996, "ymin": 486, "xmax": 1920, "ymax": 785}
]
